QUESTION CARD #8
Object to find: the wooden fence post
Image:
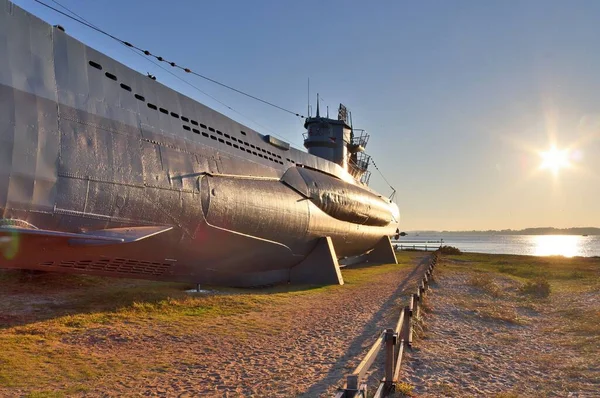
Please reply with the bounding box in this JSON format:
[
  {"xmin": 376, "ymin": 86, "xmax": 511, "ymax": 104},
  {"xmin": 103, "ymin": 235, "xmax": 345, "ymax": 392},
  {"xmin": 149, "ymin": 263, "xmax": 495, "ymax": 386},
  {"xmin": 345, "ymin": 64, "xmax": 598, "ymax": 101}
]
[{"xmin": 384, "ymin": 329, "xmax": 396, "ymax": 390}]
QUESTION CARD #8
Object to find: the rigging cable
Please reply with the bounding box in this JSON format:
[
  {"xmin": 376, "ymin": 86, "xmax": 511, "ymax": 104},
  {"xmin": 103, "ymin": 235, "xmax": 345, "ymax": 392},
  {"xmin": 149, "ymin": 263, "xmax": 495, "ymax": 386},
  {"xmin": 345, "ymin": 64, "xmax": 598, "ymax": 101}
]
[
  {"xmin": 370, "ymin": 158, "xmax": 397, "ymax": 201},
  {"xmin": 39, "ymin": 0, "xmax": 305, "ymax": 149},
  {"xmin": 33, "ymin": 0, "xmax": 306, "ymax": 119}
]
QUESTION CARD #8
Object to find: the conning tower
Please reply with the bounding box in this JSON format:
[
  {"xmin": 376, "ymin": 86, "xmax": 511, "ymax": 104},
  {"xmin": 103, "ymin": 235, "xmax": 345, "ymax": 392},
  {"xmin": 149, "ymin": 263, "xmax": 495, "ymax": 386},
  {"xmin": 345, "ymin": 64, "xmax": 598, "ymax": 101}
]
[{"xmin": 303, "ymin": 101, "xmax": 371, "ymax": 184}]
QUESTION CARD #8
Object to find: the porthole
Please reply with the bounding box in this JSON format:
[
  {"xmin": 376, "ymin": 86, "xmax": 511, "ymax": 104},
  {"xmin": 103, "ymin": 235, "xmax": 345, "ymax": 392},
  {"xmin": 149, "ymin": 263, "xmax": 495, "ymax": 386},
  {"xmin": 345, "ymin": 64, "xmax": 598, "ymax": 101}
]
[
  {"xmin": 148, "ymin": 103, "xmax": 158, "ymax": 110},
  {"xmin": 209, "ymin": 127, "xmax": 215, "ymax": 132},
  {"xmin": 241, "ymin": 130, "xmax": 247, "ymax": 135},
  {"xmin": 135, "ymin": 94, "xmax": 145, "ymax": 101},
  {"xmin": 89, "ymin": 60, "xmax": 102, "ymax": 70},
  {"xmin": 218, "ymin": 138, "xmax": 224, "ymax": 143},
  {"xmin": 105, "ymin": 72, "xmax": 117, "ymax": 81},
  {"xmin": 183, "ymin": 125, "xmax": 191, "ymax": 131},
  {"xmin": 120, "ymin": 83, "xmax": 132, "ymax": 92},
  {"xmin": 200, "ymin": 124, "xmax": 207, "ymax": 129},
  {"xmin": 226, "ymin": 141, "xmax": 232, "ymax": 146},
  {"xmin": 210, "ymin": 135, "xmax": 217, "ymax": 140},
  {"xmin": 191, "ymin": 120, "xmax": 199, "ymax": 126},
  {"xmin": 192, "ymin": 128, "xmax": 200, "ymax": 134},
  {"xmin": 171, "ymin": 112, "xmax": 179, "ymax": 118},
  {"xmin": 182, "ymin": 116, "xmax": 189, "ymax": 122},
  {"xmin": 202, "ymin": 132, "xmax": 209, "ymax": 137},
  {"xmin": 159, "ymin": 108, "xmax": 168, "ymax": 114}
]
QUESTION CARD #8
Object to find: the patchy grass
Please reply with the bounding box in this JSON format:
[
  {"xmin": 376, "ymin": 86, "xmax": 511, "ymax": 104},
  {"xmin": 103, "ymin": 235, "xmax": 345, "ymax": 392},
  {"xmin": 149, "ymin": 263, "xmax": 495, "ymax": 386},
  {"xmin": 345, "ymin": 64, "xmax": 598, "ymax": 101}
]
[
  {"xmin": 456, "ymin": 296, "xmax": 525, "ymax": 325},
  {"xmin": 439, "ymin": 252, "xmax": 600, "ymax": 393},
  {"xmin": 0, "ymin": 252, "xmax": 423, "ymax": 393},
  {"xmin": 394, "ymin": 381, "xmax": 415, "ymax": 396},
  {"xmin": 520, "ymin": 278, "xmax": 551, "ymax": 298},
  {"xmin": 448, "ymin": 252, "xmax": 599, "ymax": 279},
  {"xmin": 467, "ymin": 273, "xmax": 502, "ymax": 297}
]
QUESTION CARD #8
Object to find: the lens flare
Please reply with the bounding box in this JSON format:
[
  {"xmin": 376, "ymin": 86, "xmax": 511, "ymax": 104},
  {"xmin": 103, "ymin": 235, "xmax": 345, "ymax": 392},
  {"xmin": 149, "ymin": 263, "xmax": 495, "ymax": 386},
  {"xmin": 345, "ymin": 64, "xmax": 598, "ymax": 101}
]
[
  {"xmin": 539, "ymin": 146, "xmax": 570, "ymax": 174},
  {"xmin": 0, "ymin": 232, "xmax": 19, "ymax": 260}
]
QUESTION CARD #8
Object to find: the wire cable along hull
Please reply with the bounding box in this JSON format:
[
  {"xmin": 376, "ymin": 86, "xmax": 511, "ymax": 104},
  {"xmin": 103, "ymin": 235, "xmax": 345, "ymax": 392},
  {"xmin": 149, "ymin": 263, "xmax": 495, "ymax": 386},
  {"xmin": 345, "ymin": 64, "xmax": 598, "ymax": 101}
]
[{"xmin": 0, "ymin": 0, "xmax": 400, "ymax": 286}]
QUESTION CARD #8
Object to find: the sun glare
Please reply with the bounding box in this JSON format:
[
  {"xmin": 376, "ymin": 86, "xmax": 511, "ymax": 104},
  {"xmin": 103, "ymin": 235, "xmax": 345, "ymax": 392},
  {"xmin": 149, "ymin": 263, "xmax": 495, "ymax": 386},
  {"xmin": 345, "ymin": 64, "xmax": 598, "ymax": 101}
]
[
  {"xmin": 539, "ymin": 146, "xmax": 570, "ymax": 174},
  {"xmin": 533, "ymin": 235, "xmax": 579, "ymax": 257}
]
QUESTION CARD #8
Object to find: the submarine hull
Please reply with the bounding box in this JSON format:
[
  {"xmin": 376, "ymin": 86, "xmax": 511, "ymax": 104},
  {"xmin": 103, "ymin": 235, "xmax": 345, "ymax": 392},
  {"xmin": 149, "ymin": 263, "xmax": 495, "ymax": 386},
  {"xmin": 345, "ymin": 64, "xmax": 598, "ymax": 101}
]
[{"xmin": 0, "ymin": 0, "xmax": 400, "ymax": 286}]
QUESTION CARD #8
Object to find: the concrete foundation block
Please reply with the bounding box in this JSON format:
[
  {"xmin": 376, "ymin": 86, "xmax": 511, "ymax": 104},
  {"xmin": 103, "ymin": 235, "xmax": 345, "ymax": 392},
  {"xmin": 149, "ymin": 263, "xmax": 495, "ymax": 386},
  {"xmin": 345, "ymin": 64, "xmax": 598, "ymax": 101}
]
[
  {"xmin": 367, "ymin": 236, "xmax": 398, "ymax": 264},
  {"xmin": 289, "ymin": 236, "xmax": 344, "ymax": 285}
]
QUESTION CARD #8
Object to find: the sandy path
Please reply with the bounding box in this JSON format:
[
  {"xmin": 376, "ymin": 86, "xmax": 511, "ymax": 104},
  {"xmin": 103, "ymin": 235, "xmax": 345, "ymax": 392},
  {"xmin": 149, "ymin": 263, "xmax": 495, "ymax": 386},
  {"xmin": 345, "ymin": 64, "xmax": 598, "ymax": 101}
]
[
  {"xmin": 127, "ymin": 256, "xmax": 429, "ymax": 397},
  {"xmin": 1, "ymin": 253, "xmax": 430, "ymax": 397}
]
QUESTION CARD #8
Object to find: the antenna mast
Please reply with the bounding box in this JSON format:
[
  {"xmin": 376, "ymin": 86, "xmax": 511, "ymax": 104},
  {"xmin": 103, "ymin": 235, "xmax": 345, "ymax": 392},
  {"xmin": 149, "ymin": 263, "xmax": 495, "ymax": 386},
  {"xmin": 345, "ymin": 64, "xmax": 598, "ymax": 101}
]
[
  {"xmin": 307, "ymin": 78, "xmax": 310, "ymax": 117},
  {"xmin": 316, "ymin": 93, "xmax": 320, "ymax": 117}
]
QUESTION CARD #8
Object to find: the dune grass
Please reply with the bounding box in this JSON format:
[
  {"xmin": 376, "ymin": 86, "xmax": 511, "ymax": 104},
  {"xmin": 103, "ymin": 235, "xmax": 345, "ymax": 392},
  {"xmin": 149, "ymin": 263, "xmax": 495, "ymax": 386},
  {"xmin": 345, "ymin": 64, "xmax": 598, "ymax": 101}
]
[
  {"xmin": 446, "ymin": 253, "xmax": 600, "ymax": 287},
  {"xmin": 443, "ymin": 252, "xmax": 600, "ymax": 368}
]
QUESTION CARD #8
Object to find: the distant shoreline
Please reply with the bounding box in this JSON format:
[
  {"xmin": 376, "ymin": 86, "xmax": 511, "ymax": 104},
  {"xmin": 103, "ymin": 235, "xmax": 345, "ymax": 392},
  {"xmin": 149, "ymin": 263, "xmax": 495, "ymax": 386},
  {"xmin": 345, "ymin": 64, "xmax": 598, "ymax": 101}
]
[{"xmin": 406, "ymin": 227, "xmax": 600, "ymax": 236}]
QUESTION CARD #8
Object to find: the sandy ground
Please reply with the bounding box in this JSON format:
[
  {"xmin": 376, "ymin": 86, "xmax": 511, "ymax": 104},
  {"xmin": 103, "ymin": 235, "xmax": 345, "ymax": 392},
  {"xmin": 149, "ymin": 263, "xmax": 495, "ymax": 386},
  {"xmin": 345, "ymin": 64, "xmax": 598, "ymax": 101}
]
[
  {"xmin": 402, "ymin": 262, "xmax": 600, "ymax": 397},
  {"xmin": 0, "ymin": 253, "xmax": 430, "ymax": 397}
]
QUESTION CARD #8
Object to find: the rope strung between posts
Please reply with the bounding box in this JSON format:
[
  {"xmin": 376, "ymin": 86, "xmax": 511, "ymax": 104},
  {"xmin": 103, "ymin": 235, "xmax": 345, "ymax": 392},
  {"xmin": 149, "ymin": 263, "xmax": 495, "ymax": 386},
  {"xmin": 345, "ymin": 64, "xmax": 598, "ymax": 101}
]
[{"xmin": 33, "ymin": 0, "xmax": 307, "ymax": 119}]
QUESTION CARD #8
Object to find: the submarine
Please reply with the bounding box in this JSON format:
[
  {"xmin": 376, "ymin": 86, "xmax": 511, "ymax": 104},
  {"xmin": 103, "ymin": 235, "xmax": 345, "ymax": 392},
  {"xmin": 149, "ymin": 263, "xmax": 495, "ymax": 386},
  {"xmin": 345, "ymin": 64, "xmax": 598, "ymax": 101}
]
[{"xmin": 0, "ymin": 0, "xmax": 400, "ymax": 286}]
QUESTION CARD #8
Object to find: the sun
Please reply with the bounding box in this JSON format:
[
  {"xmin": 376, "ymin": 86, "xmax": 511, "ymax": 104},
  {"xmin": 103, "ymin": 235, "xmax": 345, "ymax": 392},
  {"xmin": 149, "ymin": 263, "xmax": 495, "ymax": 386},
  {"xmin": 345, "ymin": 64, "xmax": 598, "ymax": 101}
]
[{"xmin": 539, "ymin": 146, "xmax": 570, "ymax": 174}]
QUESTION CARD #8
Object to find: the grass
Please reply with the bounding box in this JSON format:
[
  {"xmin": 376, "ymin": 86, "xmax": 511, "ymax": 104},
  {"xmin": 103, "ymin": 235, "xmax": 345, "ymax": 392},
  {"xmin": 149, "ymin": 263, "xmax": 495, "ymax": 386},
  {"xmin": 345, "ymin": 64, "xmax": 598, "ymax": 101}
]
[
  {"xmin": 520, "ymin": 278, "xmax": 551, "ymax": 298},
  {"xmin": 442, "ymin": 253, "xmax": 600, "ymax": 330},
  {"xmin": 0, "ymin": 252, "xmax": 422, "ymax": 393},
  {"xmin": 394, "ymin": 381, "xmax": 415, "ymax": 396},
  {"xmin": 442, "ymin": 252, "xmax": 600, "ymax": 389},
  {"xmin": 449, "ymin": 252, "xmax": 599, "ymax": 280},
  {"xmin": 467, "ymin": 273, "xmax": 502, "ymax": 297}
]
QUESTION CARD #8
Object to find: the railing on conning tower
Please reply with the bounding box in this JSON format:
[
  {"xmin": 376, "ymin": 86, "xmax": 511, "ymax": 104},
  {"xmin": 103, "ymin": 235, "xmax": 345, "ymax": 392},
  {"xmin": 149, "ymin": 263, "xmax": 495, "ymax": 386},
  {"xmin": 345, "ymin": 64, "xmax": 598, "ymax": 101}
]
[
  {"xmin": 354, "ymin": 152, "xmax": 371, "ymax": 170},
  {"xmin": 347, "ymin": 129, "xmax": 372, "ymax": 184},
  {"xmin": 351, "ymin": 129, "xmax": 370, "ymax": 150},
  {"xmin": 349, "ymin": 152, "xmax": 372, "ymax": 185}
]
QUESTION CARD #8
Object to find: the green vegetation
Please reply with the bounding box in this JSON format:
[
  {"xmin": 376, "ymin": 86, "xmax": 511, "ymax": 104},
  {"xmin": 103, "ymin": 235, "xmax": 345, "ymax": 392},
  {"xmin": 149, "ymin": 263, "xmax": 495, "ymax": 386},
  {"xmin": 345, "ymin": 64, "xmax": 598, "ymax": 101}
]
[
  {"xmin": 440, "ymin": 245, "xmax": 462, "ymax": 255},
  {"xmin": 444, "ymin": 252, "xmax": 600, "ymax": 294},
  {"xmin": 467, "ymin": 273, "xmax": 501, "ymax": 297},
  {"xmin": 443, "ymin": 252, "xmax": 600, "ymax": 376},
  {"xmin": 394, "ymin": 381, "xmax": 415, "ymax": 396},
  {"xmin": 520, "ymin": 278, "xmax": 551, "ymax": 298}
]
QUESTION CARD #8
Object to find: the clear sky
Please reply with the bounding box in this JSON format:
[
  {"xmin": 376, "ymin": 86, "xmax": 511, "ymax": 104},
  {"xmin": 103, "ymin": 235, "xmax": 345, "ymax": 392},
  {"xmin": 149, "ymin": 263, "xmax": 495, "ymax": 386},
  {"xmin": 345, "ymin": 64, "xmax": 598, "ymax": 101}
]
[{"xmin": 14, "ymin": 0, "xmax": 600, "ymax": 231}]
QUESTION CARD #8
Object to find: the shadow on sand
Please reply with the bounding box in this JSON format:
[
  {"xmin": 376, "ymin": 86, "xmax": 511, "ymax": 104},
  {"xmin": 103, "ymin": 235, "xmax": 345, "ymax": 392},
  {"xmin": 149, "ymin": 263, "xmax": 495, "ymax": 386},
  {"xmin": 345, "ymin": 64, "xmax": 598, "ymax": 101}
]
[{"xmin": 299, "ymin": 254, "xmax": 432, "ymax": 397}]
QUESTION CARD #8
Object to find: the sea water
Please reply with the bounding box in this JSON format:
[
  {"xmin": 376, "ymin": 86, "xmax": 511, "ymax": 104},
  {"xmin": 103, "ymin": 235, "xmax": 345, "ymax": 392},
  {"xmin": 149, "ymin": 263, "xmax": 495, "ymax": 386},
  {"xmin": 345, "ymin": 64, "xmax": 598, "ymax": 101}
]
[{"xmin": 398, "ymin": 234, "xmax": 600, "ymax": 257}]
